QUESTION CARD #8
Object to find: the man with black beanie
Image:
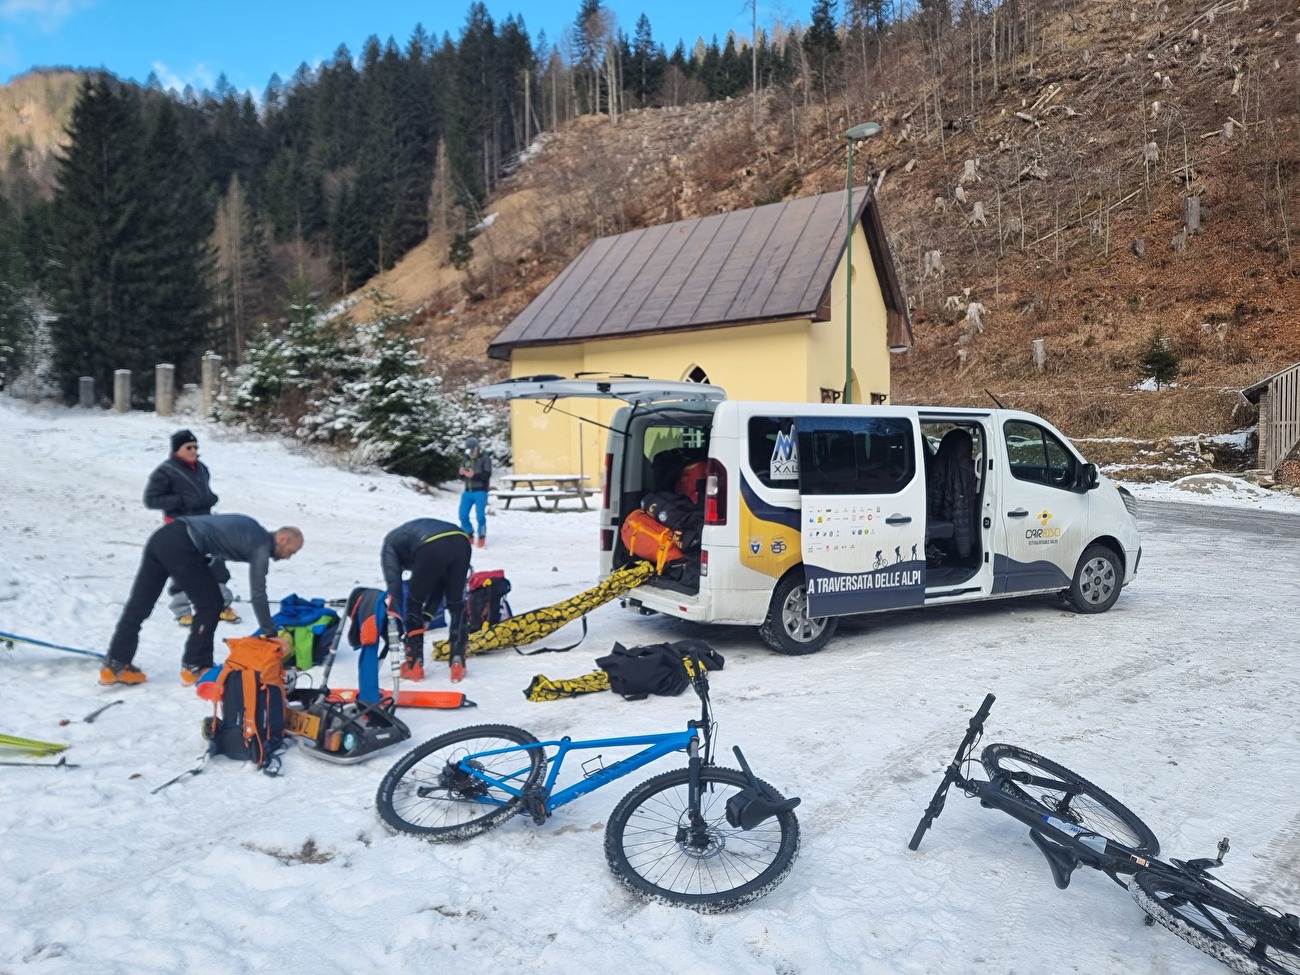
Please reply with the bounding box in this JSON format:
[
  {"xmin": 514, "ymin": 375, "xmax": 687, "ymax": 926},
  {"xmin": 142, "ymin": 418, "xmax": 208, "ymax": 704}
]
[{"xmin": 143, "ymin": 429, "xmax": 239, "ymax": 624}]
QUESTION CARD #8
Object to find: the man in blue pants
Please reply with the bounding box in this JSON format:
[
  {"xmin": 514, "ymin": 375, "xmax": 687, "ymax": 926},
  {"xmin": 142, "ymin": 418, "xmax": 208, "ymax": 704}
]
[{"xmin": 457, "ymin": 437, "xmax": 491, "ymax": 548}]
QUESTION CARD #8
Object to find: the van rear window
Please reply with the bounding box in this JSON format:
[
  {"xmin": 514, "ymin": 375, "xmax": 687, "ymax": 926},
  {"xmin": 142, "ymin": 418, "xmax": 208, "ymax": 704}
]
[{"xmin": 748, "ymin": 417, "xmax": 799, "ymax": 489}]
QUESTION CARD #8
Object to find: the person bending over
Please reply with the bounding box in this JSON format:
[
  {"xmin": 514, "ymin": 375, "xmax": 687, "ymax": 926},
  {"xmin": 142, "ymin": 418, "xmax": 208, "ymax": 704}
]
[
  {"xmin": 380, "ymin": 517, "xmax": 471, "ymax": 683},
  {"xmin": 102, "ymin": 514, "xmax": 302, "ymax": 686}
]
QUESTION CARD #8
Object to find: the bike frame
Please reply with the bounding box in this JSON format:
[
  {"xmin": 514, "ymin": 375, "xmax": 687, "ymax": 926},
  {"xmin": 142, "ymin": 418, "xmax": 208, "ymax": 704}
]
[
  {"xmin": 457, "ymin": 727, "xmax": 701, "ymax": 810},
  {"xmin": 910, "ymin": 693, "xmax": 1300, "ymax": 951}
]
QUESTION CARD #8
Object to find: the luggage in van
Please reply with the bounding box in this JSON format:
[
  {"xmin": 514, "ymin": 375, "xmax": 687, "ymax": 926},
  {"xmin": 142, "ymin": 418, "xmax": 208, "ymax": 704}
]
[
  {"xmin": 640, "ymin": 491, "xmax": 704, "ymax": 550},
  {"xmin": 621, "ymin": 509, "xmax": 686, "ymax": 573}
]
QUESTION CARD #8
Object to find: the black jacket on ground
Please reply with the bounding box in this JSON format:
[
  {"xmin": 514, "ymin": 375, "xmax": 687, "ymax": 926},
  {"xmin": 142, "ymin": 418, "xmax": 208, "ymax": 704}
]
[{"xmin": 143, "ymin": 457, "xmax": 218, "ymax": 520}]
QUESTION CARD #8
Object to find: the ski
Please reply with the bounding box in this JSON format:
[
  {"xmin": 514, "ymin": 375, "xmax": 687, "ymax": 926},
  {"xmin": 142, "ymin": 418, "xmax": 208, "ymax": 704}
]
[
  {"xmin": 0, "ymin": 733, "xmax": 69, "ymax": 755},
  {"xmin": 0, "ymin": 629, "xmax": 105, "ymax": 660}
]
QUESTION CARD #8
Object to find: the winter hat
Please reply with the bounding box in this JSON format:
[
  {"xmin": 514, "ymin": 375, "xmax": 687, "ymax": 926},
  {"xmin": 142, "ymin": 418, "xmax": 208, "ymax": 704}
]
[
  {"xmin": 463, "ymin": 436, "xmax": 480, "ymax": 450},
  {"xmin": 171, "ymin": 429, "xmax": 198, "ymax": 452}
]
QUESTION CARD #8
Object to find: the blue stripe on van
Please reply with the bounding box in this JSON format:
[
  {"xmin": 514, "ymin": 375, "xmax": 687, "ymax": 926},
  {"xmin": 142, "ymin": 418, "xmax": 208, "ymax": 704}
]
[{"xmin": 739, "ymin": 474, "xmax": 802, "ymax": 532}]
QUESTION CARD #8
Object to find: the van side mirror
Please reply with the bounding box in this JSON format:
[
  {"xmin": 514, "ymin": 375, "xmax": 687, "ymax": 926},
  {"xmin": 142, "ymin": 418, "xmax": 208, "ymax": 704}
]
[{"xmin": 1077, "ymin": 463, "xmax": 1100, "ymax": 491}]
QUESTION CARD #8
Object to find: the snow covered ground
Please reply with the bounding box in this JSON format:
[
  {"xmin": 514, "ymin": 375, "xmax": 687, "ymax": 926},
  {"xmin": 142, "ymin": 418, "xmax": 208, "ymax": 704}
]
[{"xmin": 1, "ymin": 397, "xmax": 1298, "ymax": 975}]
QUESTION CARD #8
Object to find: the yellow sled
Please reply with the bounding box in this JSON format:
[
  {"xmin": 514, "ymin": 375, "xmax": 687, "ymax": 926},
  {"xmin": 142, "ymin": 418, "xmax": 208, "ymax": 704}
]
[{"xmin": 431, "ymin": 560, "xmax": 656, "ymax": 660}]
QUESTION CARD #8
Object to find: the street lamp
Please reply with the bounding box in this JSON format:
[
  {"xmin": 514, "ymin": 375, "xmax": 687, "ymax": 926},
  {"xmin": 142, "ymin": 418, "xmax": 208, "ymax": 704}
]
[{"xmin": 843, "ymin": 120, "xmax": 882, "ymax": 405}]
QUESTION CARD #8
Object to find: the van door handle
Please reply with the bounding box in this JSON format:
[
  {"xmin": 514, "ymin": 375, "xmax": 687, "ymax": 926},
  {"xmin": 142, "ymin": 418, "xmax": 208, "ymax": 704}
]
[
  {"xmin": 885, "ymin": 514, "xmax": 912, "ymax": 525},
  {"xmin": 1006, "ymin": 508, "xmax": 1030, "ymax": 518}
]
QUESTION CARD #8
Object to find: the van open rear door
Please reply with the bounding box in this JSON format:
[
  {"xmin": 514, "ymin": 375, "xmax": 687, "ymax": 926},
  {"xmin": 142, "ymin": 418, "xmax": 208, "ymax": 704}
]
[
  {"xmin": 473, "ymin": 376, "xmax": 726, "ymax": 406},
  {"xmin": 796, "ymin": 415, "xmax": 927, "ymax": 617}
]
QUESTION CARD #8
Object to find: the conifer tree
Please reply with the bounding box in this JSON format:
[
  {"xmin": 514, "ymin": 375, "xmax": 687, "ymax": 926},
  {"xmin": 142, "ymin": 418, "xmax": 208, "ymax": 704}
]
[
  {"xmin": 47, "ymin": 76, "xmax": 149, "ymax": 400},
  {"xmin": 1139, "ymin": 330, "xmax": 1180, "ymax": 391}
]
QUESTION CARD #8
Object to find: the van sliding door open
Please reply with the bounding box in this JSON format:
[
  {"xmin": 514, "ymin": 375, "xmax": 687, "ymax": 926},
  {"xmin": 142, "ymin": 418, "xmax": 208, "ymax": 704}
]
[{"xmin": 796, "ymin": 416, "xmax": 927, "ymax": 617}]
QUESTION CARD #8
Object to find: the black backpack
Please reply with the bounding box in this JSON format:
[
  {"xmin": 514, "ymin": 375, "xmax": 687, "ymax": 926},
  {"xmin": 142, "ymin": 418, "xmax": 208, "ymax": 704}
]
[
  {"xmin": 640, "ymin": 492, "xmax": 704, "ymax": 551},
  {"xmin": 595, "ymin": 639, "xmax": 724, "ymax": 700},
  {"xmin": 466, "ymin": 570, "xmax": 513, "ymax": 632}
]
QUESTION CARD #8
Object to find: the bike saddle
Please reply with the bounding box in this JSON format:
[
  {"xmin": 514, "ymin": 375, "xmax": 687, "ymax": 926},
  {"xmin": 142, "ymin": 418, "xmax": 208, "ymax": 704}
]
[
  {"xmin": 725, "ymin": 788, "xmax": 801, "ymax": 831},
  {"xmin": 1029, "ymin": 830, "xmax": 1080, "ymax": 890}
]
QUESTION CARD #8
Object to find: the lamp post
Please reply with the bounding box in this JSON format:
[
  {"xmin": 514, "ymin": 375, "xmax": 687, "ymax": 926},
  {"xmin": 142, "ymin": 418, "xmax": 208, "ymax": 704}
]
[{"xmin": 843, "ymin": 120, "xmax": 882, "ymax": 405}]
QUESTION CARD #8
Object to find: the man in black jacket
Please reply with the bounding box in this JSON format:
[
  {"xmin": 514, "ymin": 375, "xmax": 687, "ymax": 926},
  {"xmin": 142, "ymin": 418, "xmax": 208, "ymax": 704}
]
[
  {"xmin": 381, "ymin": 517, "xmax": 472, "ymax": 683},
  {"xmin": 101, "ymin": 514, "xmax": 303, "ymax": 686},
  {"xmin": 143, "ymin": 429, "xmax": 238, "ymax": 624}
]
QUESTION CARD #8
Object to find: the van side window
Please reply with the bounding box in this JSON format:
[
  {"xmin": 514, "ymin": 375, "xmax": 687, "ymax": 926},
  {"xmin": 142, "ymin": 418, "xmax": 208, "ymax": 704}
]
[
  {"xmin": 748, "ymin": 416, "xmax": 799, "ymax": 489},
  {"xmin": 1004, "ymin": 421, "xmax": 1077, "ymax": 488},
  {"xmin": 798, "ymin": 418, "xmax": 915, "ymax": 496}
]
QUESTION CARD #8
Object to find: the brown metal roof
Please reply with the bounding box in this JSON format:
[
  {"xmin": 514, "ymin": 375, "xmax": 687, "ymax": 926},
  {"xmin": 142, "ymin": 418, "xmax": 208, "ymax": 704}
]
[{"xmin": 488, "ymin": 188, "xmax": 912, "ymax": 359}]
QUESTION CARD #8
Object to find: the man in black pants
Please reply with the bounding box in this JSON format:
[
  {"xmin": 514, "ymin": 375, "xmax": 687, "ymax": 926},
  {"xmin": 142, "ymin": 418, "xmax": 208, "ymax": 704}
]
[
  {"xmin": 380, "ymin": 518, "xmax": 472, "ymax": 683},
  {"xmin": 102, "ymin": 514, "xmax": 303, "ymax": 686}
]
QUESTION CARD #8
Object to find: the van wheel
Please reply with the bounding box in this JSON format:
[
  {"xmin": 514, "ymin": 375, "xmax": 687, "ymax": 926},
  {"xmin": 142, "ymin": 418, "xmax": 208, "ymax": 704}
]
[
  {"xmin": 759, "ymin": 572, "xmax": 839, "ymax": 655},
  {"xmin": 1067, "ymin": 544, "xmax": 1122, "ymax": 614}
]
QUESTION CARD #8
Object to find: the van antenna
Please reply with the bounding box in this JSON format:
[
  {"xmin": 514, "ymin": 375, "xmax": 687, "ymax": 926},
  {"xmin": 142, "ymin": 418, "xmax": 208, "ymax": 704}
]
[{"xmin": 985, "ymin": 389, "xmax": 1008, "ymax": 409}]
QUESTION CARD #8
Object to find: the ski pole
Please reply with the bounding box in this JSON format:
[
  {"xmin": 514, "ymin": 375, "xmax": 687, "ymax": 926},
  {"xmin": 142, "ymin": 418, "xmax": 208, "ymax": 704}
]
[
  {"xmin": 83, "ymin": 700, "xmax": 124, "ymax": 723},
  {"xmin": 0, "ymin": 630, "xmax": 106, "ymax": 660},
  {"xmin": 0, "ymin": 755, "xmax": 77, "ymax": 769},
  {"xmin": 151, "ymin": 752, "xmax": 210, "ymax": 794}
]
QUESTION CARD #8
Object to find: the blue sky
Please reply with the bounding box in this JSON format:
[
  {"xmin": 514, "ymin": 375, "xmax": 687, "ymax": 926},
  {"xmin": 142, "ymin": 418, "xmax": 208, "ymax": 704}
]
[{"xmin": 0, "ymin": 0, "xmax": 788, "ymax": 95}]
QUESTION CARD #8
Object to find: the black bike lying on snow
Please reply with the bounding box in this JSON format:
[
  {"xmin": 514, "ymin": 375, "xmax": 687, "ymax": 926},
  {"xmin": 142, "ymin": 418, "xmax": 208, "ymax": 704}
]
[{"xmin": 910, "ymin": 694, "xmax": 1300, "ymax": 975}]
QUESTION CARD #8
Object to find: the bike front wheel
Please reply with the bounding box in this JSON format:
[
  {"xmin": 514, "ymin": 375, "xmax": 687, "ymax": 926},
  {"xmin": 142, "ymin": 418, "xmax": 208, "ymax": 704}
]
[
  {"xmin": 981, "ymin": 743, "xmax": 1160, "ymax": 856},
  {"xmin": 376, "ymin": 724, "xmax": 546, "ymax": 841},
  {"xmin": 1131, "ymin": 870, "xmax": 1300, "ymax": 975},
  {"xmin": 604, "ymin": 765, "xmax": 800, "ymax": 913}
]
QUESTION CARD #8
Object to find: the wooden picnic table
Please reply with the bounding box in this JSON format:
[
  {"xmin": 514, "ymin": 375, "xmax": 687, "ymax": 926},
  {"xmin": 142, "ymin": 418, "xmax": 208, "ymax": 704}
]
[{"xmin": 495, "ymin": 473, "xmax": 595, "ymax": 511}]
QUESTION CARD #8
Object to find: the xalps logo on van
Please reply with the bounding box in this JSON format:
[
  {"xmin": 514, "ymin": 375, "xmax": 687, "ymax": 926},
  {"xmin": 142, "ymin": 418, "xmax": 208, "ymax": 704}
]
[{"xmin": 769, "ymin": 429, "xmax": 799, "ymax": 479}]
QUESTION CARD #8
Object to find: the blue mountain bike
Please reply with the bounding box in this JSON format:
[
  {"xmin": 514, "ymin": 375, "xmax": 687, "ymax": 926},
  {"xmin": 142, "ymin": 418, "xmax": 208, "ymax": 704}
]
[{"xmin": 375, "ymin": 663, "xmax": 801, "ymax": 912}]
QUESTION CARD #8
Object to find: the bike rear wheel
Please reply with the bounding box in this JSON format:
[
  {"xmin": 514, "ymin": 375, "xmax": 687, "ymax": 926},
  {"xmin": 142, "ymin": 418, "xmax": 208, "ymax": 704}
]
[
  {"xmin": 604, "ymin": 765, "xmax": 800, "ymax": 913},
  {"xmin": 376, "ymin": 724, "xmax": 545, "ymax": 841},
  {"xmin": 1131, "ymin": 870, "xmax": 1300, "ymax": 975},
  {"xmin": 981, "ymin": 743, "xmax": 1160, "ymax": 855}
]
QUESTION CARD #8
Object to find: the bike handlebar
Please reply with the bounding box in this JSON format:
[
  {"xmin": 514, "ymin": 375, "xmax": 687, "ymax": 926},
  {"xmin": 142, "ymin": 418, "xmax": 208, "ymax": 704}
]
[{"xmin": 908, "ymin": 693, "xmax": 996, "ymax": 851}]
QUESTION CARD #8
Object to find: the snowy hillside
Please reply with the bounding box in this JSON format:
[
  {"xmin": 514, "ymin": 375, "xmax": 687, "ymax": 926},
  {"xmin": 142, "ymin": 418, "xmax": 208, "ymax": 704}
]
[{"xmin": 1, "ymin": 397, "xmax": 1298, "ymax": 975}]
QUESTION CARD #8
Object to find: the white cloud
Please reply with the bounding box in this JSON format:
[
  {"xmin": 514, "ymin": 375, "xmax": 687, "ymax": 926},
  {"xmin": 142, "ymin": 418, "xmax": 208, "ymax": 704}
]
[
  {"xmin": 151, "ymin": 59, "xmax": 215, "ymax": 95},
  {"xmin": 0, "ymin": 0, "xmax": 89, "ymax": 33}
]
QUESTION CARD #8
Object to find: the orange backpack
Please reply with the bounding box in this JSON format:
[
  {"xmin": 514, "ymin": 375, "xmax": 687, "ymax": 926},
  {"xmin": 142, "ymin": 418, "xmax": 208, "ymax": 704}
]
[{"xmin": 206, "ymin": 636, "xmax": 288, "ymax": 774}]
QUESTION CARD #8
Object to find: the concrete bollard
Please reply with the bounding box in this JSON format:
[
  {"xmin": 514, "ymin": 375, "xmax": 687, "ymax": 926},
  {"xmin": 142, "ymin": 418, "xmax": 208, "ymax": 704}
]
[
  {"xmin": 113, "ymin": 369, "xmax": 131, "ymax": 413},
  {"xmin": 200, "ymin": 352, "xmax": 221, "ymax": 419},
  {"xmin": 155, "ymin": 363, "xmax": 175, "ymax": 416},
  {"xmin": 79, "ymin": 376, "xmax": 95, "ymax": 408},
  {"xmin": 1032, "ymin": 338, "xmax": 1046, "ymax": 371}
]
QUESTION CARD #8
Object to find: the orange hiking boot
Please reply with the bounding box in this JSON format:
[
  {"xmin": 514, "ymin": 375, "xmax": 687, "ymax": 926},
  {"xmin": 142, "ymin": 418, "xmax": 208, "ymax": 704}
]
[
  {"xmin": 449, "ymin": 654, "xmax": 466, "ymax": 683},
  {"xmin": 180, "ymin": 664, "xmax": 214, "ymax": 686},
  {"xmin": 99, "ymin": 660, "xmax": 147, "ymax": 686},
  {"xmin": 475, "ymin": 536, "xmax": 486, "ymax": 549}
]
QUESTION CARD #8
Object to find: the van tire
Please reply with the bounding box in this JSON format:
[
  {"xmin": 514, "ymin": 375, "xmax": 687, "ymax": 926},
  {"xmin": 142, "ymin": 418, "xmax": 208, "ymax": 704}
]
[
  {"xmin": 1067, "ymin": 544, "xmax": 1122, "ymax": 614},
  {"xmin": 759, "ymin": 572, "xmax": 839, "ymax": 655}
]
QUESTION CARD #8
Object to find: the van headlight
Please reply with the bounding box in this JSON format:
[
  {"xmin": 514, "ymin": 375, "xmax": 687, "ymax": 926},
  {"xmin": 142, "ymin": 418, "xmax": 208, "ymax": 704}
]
[{"xmin": 1116, "ymin": 484, "xmax": 1138, "ymax": 519}]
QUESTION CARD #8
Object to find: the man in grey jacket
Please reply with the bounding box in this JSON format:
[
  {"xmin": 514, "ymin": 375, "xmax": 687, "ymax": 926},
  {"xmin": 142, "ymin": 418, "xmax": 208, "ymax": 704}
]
[{"xmin": 101, "ymin": 514, "xmax": 303, "ymax": 686}]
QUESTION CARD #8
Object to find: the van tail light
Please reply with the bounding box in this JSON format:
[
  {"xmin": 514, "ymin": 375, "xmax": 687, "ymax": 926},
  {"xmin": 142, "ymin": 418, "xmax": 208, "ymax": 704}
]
[
  {"xmin": 601, "ymin": 528, "xmax": 614, "ymax": 552},
  {"xmin": 601, "ymin": 452, "xmax": 612, "ymax": 511},
  {"xmin": 700, "ymin": 549, "xmax": 709, "ymax": 577},
  {"xmin": 703, "ymin": 459, "xmax": 727, "ymax": 525}
]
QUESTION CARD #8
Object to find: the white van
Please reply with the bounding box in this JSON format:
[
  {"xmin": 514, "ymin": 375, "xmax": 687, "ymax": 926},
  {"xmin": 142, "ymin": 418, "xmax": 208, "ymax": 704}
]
[{"xmin": 478, "ymin": 378, "xmax": 1142, "ymax": 654}]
